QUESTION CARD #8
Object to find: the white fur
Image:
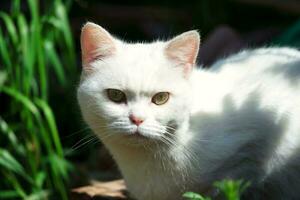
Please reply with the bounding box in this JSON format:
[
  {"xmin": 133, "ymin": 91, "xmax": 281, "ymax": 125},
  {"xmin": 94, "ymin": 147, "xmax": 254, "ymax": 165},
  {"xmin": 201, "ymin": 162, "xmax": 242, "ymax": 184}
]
[{"xmin": 78, "ymin": 27, "xmax": 300, "ymax": 199}]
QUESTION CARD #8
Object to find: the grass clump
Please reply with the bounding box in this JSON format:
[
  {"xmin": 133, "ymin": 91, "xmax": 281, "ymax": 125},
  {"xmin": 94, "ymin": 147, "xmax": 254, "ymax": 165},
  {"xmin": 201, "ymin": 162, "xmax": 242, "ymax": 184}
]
[
  {"xmin": 0, "ymin": 0, "xmax": 76, "ymax": 199},
  {"xmin": 183, "ymin": 179, "xmax": 250, "ymax": 200}
]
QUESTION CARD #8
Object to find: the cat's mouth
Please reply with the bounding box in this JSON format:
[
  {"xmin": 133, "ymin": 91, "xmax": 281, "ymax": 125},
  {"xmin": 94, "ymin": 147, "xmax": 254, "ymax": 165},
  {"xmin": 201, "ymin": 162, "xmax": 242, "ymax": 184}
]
[
  {"xmin": 118, "ymin": 131, "xmax": 153, "ymax": 145},
  {"xmin": 123, "ymin": 129, "xmax": 159, "ymax": 142},
  {"xmin": 109, "ymin": 123, "xmax": 164, "ymax": 141},
  {"xmin": 129, "ymin": 131, "xmax": 148, "ymax": 139}
]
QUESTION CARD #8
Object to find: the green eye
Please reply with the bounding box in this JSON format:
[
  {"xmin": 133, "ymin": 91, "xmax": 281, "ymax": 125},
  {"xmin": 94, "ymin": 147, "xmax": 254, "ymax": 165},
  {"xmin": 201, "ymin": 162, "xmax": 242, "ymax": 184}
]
[
  {"xmin": 152, "ymin": 92, "xmax": 169, "ymax": 105},
  {"xmin": 106, "ymin": 89, "xmax": 126, "ymax": 103}
]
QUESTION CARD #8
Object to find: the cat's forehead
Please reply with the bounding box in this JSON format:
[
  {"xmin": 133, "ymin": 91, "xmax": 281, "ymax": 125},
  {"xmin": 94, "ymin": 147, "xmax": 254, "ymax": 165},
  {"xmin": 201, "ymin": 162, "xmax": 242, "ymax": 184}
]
[
  {"xmin": 117, "ymin": 42, "xmax": 166, "ymax": 66},
  {"xmin": 91, "ymin": 42, "xmax": 186, "ymax": 93}
]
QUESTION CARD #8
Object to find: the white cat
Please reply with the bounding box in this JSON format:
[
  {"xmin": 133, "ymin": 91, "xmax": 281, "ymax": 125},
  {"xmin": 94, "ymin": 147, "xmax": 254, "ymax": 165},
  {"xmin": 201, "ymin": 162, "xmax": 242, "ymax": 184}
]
[{"xmin": 77, "ymin": 22, "xmax": 300, "ymax": 200}]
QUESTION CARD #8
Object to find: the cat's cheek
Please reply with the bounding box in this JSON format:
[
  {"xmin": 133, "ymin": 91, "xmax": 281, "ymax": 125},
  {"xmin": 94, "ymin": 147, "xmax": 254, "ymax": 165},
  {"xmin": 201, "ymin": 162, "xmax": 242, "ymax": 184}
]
[
  {"xmin": 152, "ymin": 106, "xmax": 176, "ymax": 125},
  {"xmin": 102, "ymin": 103, "xmax": 128, "ymax": 119}
]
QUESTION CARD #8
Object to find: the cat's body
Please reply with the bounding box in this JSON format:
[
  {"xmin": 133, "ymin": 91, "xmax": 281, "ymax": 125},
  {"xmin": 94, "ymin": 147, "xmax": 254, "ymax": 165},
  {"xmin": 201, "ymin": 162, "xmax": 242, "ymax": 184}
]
[{"xmin": 77, "ymin": 23, "xmax": 300, "ymax": 200}]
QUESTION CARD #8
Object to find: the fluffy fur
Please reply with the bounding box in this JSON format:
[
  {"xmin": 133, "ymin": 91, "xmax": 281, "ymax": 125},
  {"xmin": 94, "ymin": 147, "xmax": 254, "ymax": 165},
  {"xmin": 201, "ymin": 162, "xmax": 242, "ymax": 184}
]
[{"xmin": 77, "ymin": 22, "xmax": 300, "ymax": 200}]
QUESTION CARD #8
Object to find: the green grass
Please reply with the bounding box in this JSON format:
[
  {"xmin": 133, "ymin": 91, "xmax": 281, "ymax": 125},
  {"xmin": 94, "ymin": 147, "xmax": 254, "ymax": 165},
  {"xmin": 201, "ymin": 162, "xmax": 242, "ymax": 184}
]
[
  {"xmin": 183, "ymin": 179, "xmax": 250, "ymax": 200},
  {"xmin": 0, "ymin": 0, "xmax": 76, "ymax": 199}
]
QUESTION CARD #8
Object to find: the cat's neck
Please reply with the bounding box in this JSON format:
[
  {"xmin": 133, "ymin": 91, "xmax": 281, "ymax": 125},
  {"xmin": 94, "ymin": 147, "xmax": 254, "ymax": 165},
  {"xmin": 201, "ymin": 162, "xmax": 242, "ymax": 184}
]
[{"xmin": 102, "ymin": 126, "xmax": 200, "ymax": 199}]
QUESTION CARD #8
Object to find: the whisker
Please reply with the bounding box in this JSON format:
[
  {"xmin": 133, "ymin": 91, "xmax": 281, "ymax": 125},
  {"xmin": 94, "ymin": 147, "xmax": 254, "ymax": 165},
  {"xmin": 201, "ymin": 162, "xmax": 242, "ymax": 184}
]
[
  {"xmin": 63, "ymin": 126, "xmax": 92, "ymax": 139},
  {"xmin": 71, "ymin": 136, "xmax": 98, "ymax": 151},
  {"xmin": 71, "ymin": 134, "xmax": 94, "ymax": 149}
]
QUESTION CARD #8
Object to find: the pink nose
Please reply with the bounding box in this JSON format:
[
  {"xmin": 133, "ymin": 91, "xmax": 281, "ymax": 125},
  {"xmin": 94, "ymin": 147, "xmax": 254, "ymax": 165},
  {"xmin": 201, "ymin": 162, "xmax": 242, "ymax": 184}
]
[{"xmin": 129, "ymin": 115, "xmax": 144, "ymax": 126}]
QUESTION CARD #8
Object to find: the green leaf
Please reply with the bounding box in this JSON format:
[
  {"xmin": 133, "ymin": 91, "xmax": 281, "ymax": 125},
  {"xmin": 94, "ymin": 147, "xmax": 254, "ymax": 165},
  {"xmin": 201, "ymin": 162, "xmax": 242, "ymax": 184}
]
[
  {"xmin": 27, "ymin": 0, "xmax": 39, "ymax": 21},
  {"xmin": 0, "ymin": 190, "xmax": 20, "ymax": 199},
  {"xmin": 28, "ymin": 0, "xmax": 48, "ymax": 100},
  {"xmin": 0, "ymin": 116, "xmax": 25, "ymax": 154},
  {"xmin": 0, "ymin": 29, "xmax": 12, "ymax": 69},
  {"xmin": 11, "ymin": 0, "xmax": 21, "ymax": 16},
  {"xmin": 17, "ymin": 13, "xmax": 33, "ymax": 94},
  {"xmin": 0, "ymin": 148, "xmax": 33, "ymax": 183},
  {"xmin": 183, "ymin": 192, "xmax": 212, "ymax": 200},
  {"xmin": 3, "ymin": 172, "xmax": 27, "ymax": 198},
  {"xmin": 0, "ymin": 1, "xmax": 75, "ymax": 199},
  {"xmin": 0, "ymin": 12, "xmax": 18, "ymax": 46},
  {"xmin": 0, "ymin": 86, "xmax": 39, "ymax": 116},
  {"xmin": 47, "ymin": 153, "xmax": 73, "ymax": 180},
  {"xmin": 35, "ymin": 172, "xmax": 46, "ymax": 189},
  {"xmin": 214, "ymin": 179, "xmax": 250, "ymax": 200},
  {"xmin": 44, "ymin": 39, "xmax": 66, "ymax": 86},
  {"xmin": 0, "ymin": 71, "xmax": 7, "ymax": 86},
  {"xmin": 26, "ymin": 190, "xmax": 49, "ymax": 200},
  {"xmin": 17, "ymin": 14, "xmax": 29, "ymax": 65},
  {"xmin": 35, "ymin": 99, "xmax": 63, "ymax": 157},
  {"xmin": 53, "ymin": 0, "xmax": 75, "ymax": 67}
]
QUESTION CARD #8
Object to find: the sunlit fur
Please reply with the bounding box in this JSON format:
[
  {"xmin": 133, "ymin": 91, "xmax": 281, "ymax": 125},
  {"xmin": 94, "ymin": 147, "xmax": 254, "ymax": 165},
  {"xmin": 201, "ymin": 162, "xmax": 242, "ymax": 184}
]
[{"xmin": 78, "ymin": 24, "xmax": 300, "ymax": 200}]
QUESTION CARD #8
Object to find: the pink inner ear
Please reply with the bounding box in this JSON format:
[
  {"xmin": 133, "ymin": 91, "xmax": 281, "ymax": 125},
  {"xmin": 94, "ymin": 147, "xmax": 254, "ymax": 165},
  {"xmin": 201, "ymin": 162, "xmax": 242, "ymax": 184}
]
[
  {"xmin": 165, "ymin": 31, "xmax": 200, "ymax": 76},
  {"xmin": 81, "ymin": 23, "xmax": 116, "ymax": 65}
]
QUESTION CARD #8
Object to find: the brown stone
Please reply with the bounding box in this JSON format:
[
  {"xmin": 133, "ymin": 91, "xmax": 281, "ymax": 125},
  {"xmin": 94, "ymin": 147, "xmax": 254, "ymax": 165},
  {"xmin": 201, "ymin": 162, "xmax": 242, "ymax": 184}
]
[{"xmin": 71, "ymin": 179, "xmax": 131, "ymax": 200}]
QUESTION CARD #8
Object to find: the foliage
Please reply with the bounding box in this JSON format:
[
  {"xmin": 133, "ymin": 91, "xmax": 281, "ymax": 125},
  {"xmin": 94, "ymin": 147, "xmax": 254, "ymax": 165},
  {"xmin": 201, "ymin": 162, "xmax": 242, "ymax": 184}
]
[
  {"xmin": 274, "ymin": 19, "xmax": 300, "ymax": 47},
  {"xmin": 0, "ymin": 0, "xmax": 76, "ymax": 199},
  {"xmin": 183, "ymin": 179, "xmax": 250, "ymax": 200},
  {"xmin": 183, "ymin": 192, "xmax": 212, "ymax": 200}
]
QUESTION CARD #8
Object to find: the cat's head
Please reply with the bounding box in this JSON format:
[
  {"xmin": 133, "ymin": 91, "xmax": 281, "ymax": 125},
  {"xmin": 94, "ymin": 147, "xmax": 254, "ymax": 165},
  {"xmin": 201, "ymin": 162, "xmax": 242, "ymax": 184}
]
[{"xmin": 77, "ymin": 22, "xmax": 200, "ymax": 146}]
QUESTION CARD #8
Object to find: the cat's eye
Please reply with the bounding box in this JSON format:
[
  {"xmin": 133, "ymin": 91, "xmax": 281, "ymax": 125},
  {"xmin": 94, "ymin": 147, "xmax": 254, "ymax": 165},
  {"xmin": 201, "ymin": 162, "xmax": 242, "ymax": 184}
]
[
  {"xmin": 152, "ymin": 92, "xmax": 169, "ymax": 105},
  {"xmin": 106, "ymin": 89, "xmax": 126, "ymax": 103}
]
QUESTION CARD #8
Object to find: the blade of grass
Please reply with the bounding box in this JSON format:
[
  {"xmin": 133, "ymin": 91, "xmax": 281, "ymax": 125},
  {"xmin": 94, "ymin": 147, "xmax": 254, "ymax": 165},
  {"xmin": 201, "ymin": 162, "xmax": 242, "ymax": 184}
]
[
  {"xmin": 53, "ymin": 0, "xmax": 75, "ymax": 67},
  {"xmin": 0, "ymin": 148, "xmax": 34, "ymax": 184},
  {"xmin": 48, "ymin": 153, "xmax": 73, "ymax": 180},
  {"xmin": 0, "ymin": 70, "xmax": 7, "ymax": 86},
  {"xmin": 35, "ymin": 171, "xmax": 46, "ymax": 189},
  {"xmin": 11, "ymin": 0, "xmax": 21, "ymax": 16},
  {"xmin": 1, "ymin": 1, "xmax": 74, "ymax": 199},
  {"xmin": 4, "ymin": 171, "xmax": 28, "ymax": 199},
  {"xmin": 26, "ymin": 190, "xmax": 49, "ymax": 200},
  {"xmin": 1, "ymin": 86, "xmax": 39, "ymax": 115},
  {"xmin": 0, "ymin": 190, "xmax": 21, "ymax": 199},
  {"xmin": 0, "ymin": 29, "xmax": 13, "ymax": 77},
  {"xmin": 0, "ymin": 86, "xmax": 52, "ymax": 153},
  {"xmin": 28, "ymin": 0, "xmax": 48, "ymax": 100},
  {"xmin": 47, "ymin": 153, "xmax": 69, "ymax": 200},
  {"xmin": 35, "ymin": 98, "xmax": 63, "ymax": 157},
  {"xmin": 17, "ymin": 13, "xmax": 33, "ymax": 95},
  {"xmin": 0, "ymin": 116, "xmax": 25, "ymax": 155},
  {"xmin": 44, "ymin": 39, "xmax": 66, "ymax": 86},
  {"xmin": 0, "ymin": 12, "xmax": 18, "ymax": 46}
]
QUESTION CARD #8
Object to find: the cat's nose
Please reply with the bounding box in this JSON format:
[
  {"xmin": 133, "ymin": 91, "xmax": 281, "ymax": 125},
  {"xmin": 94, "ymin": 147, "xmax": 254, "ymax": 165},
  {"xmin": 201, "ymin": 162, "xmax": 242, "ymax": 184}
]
[{"xmin": 129, "ymin": 114, "xmax": 144, "ymax": 126}]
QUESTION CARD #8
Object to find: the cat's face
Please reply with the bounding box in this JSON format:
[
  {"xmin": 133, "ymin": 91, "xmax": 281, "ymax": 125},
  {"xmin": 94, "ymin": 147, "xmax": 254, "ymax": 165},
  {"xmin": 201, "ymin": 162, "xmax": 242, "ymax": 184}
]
[{"xmin": 77, "ymin": 23, "xmax": 200, "ymax": 145}]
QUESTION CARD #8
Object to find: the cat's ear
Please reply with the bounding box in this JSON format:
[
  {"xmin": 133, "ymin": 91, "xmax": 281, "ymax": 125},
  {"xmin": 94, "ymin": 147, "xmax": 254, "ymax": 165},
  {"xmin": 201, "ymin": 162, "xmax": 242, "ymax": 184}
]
[
  {"xmin": 81, "ymin": 22, "xmax": 116, "ymax": 66},
  {"xmin": 165, "ymin": 31, "xmax": 200, "ymax": 76}
]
